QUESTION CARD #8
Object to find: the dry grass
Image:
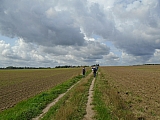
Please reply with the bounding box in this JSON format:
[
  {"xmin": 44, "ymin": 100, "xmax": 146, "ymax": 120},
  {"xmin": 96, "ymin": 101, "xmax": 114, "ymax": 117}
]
[{"xmin": 41, "ymin": 71, "xmax": 92, "ymax": 120}]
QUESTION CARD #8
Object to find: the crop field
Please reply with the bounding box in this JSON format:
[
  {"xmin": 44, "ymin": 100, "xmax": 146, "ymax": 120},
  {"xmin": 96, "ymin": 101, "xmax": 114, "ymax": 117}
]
[
  {"xmin": 1, "ymin": 66, "xmax": 160, "ymax": 120},
  {"xmin": 0, "ymin": 68, "xmax": 82, "ymax": 111},
  {"xmin": 100, "ymin": 65, "xmax": 160, "ymax": 120}
]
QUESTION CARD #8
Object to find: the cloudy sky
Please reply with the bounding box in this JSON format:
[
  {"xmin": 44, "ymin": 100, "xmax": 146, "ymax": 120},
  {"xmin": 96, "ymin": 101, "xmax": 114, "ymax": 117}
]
[{"xmin": 0, "ymin": 0, "xmax": 160, "ymax": 67}]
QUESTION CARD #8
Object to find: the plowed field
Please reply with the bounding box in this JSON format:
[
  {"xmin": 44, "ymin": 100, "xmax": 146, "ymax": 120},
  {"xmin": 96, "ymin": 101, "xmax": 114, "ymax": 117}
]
[
  {"xmin": 100, "ymin": 66, "xmax": 160, "ymax": 120},
  {"xmin": 0, "ymin": 68, "xmax": 81, "ymax": 111}
]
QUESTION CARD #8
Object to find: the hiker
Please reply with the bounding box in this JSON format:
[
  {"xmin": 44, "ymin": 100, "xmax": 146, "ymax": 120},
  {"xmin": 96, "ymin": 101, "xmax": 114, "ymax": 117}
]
[
  {"xmin": 95, "ymin": 66, "xmax": 98, "ymax": 71},
  {"xmin": 82, "ymin": 67, "xmax": 86, "ymax": 76},
  {"xmin": 92, "ymin": 67, "xmax": 97, "ymax": 77}
]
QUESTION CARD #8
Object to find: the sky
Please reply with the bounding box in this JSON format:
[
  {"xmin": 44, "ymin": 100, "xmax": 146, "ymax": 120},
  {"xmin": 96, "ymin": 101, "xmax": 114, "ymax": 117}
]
[{"xmin": 0, "ymin": 0, "xmax": 160, "ymax": 67}]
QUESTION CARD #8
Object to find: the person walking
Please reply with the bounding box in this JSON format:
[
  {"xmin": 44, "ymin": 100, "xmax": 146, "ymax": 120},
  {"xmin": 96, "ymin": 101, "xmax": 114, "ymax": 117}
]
[
  {"xmin": 93, "ymin": 67, "xmax": 97, "ymax": 77},
  {"xmin": 82, "ymin": 67, "xmax": 86, "ymax": 77}
]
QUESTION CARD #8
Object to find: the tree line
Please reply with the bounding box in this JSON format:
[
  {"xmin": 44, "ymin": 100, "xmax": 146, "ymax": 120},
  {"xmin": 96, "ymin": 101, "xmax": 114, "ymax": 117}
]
[
  {"xmin": 0, "ymin": 66, "xmax": 51, "ymax": 69},
  {"xmin": 0, "ymin": 65, "xmax": 91, "ymax": 69},
  {"xmin": 55, "ymin": 65, "xmax": 89, "ymax": 68}
]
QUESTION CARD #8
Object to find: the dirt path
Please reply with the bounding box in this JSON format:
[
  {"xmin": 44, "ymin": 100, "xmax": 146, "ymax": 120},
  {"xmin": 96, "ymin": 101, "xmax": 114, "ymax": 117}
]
[
  {"xmin": 83, "ymin": 77, "xmax": 95, "ymax": 120},
  {"xmin": 32, "ymin": 73, "xmax": 95, "ymax": 120},
  {"xmin": 32, "ymin": 80, "xmax": 81, "ymax": 120}
]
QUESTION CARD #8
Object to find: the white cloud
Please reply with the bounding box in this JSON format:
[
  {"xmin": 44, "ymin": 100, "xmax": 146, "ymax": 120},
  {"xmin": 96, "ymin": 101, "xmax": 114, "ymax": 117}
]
[
  {"xmin": 101, "ymin": 52, "xmax": 120, "ymax": 66},
  {"xmin": 0, "ymin": 0, "xmax": 160, "ymax": 67},
  {"xmin": 0, "ymin": 40, "xmax": 10, "ymax": 51},
  {"xmin": 147, "ymin": 49, "xmax": 160, "ymax": 63},
  {"xmin": 0, "ymin": 38, "xmax": 110, "ymax": 67}
]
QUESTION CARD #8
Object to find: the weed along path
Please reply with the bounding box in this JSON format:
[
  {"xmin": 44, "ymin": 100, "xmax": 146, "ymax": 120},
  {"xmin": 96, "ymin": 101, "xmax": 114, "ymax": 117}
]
[
  {"xmin": 35, "ymin": 72, "xmax": 93, "ymax": 120},
  {"xmin": 32, "ymin": 79, "xmax": 81, "ymax": 120},
  {"xmin": 32, "ymin": 71, "xmax": 92, "ymax": 120},
  {"xmin": 83, "ymin": 77, "xmax": 95, "ymax": 120}
]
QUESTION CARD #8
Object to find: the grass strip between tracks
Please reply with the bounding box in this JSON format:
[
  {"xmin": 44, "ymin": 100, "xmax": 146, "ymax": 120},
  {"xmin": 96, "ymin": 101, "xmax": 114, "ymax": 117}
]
[
  {"xmin": 93, "ymin": 72, "xmax": 113, "ymax": 120},
  {"xmin": 41, "ymin": 71, "xmax": 92, "ymax": 120},
  {"xmin": 93, "ymin": 70, "xmax": 135, "ymax": 120},
  {"xmin": 0, "ymin": 72, "xmax": 90, "ymax": 120}
]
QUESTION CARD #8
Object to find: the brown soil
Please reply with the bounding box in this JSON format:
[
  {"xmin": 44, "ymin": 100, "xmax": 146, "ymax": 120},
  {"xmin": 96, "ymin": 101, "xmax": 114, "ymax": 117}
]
[
  {"xmin": 100, "ymin": 66, "xmax": 160, "ymax": 120},
  {"xmin": 0, "ymin": 69, "xmax": 81, "ymax": 111}
]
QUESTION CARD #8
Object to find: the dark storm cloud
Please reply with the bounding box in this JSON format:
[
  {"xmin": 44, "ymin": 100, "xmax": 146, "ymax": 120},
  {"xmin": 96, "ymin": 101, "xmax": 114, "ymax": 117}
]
[
  {"xmin": 77, "ymin": 41, "xmax": 110, "ymax": 62},
  {"xmin": 114, "ymin": 32, "xmax": 155, "ymax": 57},
  {"xmin": 0, "ymin": 0, "xmax": 115, "ymax": 46},
  {"xmin": 0, "ymin": 0, "xmax": 85, "ymax": 46}
]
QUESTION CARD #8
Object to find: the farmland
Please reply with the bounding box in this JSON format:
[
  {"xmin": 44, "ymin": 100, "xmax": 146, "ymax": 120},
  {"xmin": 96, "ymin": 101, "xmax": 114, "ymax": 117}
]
[
  {"xmin": 0, "ymin": 68, "xmax": 82, "ymax": 111},
  {"xmin": 1, "ymin": 65, "xmax": 160, "ymax": 120},
  {"xmin": 100, "ymin": 65, "xmax": 160, "ymax": 120}
]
